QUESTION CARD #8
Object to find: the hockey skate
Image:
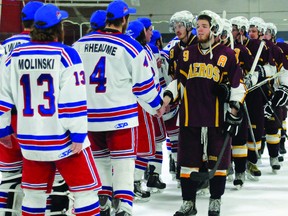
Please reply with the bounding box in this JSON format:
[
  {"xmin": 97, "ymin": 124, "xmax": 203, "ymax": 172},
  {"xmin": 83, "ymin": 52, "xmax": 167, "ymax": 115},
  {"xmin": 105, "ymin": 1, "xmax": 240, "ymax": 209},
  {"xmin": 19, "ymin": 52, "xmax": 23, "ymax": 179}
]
[
  {"xmin": 146, "ymin": 165, "xmax": 166, "ymax": 193},
  {"xmin": 233, "ymin": 172, "xmax": 245, "ymax": 190},
  {"xmin": 99, "ymin": 195, "xmax": 111, "ymax": 216},
  {"xmin": 246, "ymin": 161, "xmax": 261, "ymax": 181},
  {"xmin": 208, "ymin": 198, "xmax": 221, "ymax": 216},
  {"xmin": 174, "ymin": 200, "xmax": 197, "ymax": 216},
  {"xmin": 113, "ymin": 198, "xmax": 132, "ymax": 216},
  {"xmin": 270, "ymin": 157, "xmax": 281, "ymax": 174},
  {"xmin": 134, "ymin": 181, "xmax": 150, "ymax": 202}
]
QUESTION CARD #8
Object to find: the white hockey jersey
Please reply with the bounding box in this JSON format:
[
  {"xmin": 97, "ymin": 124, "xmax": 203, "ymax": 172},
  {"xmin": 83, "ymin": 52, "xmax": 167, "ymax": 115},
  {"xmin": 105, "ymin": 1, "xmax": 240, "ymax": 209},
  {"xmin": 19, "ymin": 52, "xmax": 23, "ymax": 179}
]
[
  {"xmin": 0, "ymin": 42, "xmax": 90, "ymax": 161},
  {"xmin": 73, "ymin": 32, "xmax": 162, "ymax": 131},
  {"xmin": 1, "ymin": 31, "xmax": 31, "ymax": 56}
]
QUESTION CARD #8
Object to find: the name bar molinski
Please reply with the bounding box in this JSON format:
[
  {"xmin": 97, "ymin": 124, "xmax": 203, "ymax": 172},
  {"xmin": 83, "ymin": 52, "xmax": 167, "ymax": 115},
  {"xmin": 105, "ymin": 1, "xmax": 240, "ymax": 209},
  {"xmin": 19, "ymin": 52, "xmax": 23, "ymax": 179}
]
[{"xmin": 18, "ymin": 58, "xmax": 55, "ymax": 70}]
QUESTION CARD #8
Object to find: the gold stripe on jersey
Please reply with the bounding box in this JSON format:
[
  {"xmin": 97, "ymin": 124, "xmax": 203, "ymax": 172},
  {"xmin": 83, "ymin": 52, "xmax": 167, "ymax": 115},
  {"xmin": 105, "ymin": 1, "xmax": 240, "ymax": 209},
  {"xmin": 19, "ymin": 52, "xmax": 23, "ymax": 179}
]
[
  {"xmin": 232, "ymin": 145, "xmax": 248, "ymax": 158},
  {"xmin": 215, "ymin": 170, "xmax": 227, "ymax": 177},
  {"xmin": 184, "ymin": 87, "xmax": 189, "ymax": 126},
  {"xmin": 215, "ymin": 97, "xmax": 219, "ymax": 127},
  {"xmin": 247, "ymin": 141, "xmax": 261, "ymax": 151}
]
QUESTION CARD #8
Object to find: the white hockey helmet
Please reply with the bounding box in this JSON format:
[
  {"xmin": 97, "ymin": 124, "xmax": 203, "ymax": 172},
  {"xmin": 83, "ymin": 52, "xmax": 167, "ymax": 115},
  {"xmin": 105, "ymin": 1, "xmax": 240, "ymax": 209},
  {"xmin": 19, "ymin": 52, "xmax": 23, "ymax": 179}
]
[
  {"xmin": 169, "ymin": 10, "xmax": 194, "ymax": 33},
  {"xmin": 249, "ymin": 17, "xmax": 266, "ymax": 34},
  {"xmin": 230, "ymin": 16, "xmax": 249, "ymax": 32},
  {"xmin": 221, "ymin": 18, "xmax": 232, "ymax": 35},
  {"xmin": 197, "ymin": 10, "xmax": 224, "ymax": 36},
  {"xmin": 265, "ymin": 22, "xmax": 277, "ymax": 36}
]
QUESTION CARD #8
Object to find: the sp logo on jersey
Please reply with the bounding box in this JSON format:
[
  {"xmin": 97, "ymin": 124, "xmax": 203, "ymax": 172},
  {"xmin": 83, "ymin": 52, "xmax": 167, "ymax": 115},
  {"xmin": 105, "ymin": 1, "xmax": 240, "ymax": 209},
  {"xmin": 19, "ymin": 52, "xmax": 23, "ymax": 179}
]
[
  {"xmin": 115, "ymin": 122, "xmax": 128, "ymax": 129},
  {"xmin": 58, "ymin": 149, "xmax": 73, "ymax": 158}
]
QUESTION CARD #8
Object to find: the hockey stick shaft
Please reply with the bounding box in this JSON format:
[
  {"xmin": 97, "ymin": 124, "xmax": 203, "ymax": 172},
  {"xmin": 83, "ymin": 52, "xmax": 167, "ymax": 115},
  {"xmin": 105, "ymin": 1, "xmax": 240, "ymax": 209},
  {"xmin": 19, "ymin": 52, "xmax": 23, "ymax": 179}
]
[
  {"xmin": 190, "ymin": 133, "xmax": 231, "ymax": 181},
  {"xmin": 247, "ymin": 40, "xmax": 265, "ymax": 77},
  {"xmin": 243, "ymin": 101, "xmax": 259, "ymax": 157},
  {"xmin": 248, "ymin": 70, "xmax": 285, "ymax": 92}
]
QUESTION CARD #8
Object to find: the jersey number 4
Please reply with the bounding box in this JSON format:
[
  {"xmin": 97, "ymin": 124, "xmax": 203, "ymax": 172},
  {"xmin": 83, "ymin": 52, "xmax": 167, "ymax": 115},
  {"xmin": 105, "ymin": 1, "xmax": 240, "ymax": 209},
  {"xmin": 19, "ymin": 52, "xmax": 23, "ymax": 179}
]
[{"xmin": 90, "ymin": 56, "xmax": 107, "ymax": 93}]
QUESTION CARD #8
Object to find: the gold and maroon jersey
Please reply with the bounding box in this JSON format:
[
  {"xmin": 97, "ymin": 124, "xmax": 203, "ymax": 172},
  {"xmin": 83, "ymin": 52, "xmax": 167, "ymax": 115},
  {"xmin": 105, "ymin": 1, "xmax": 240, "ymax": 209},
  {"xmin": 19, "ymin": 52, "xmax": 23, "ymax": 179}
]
[{"xmin": 175, "ymin": 43, "xmax": 245, "ymax": 128}]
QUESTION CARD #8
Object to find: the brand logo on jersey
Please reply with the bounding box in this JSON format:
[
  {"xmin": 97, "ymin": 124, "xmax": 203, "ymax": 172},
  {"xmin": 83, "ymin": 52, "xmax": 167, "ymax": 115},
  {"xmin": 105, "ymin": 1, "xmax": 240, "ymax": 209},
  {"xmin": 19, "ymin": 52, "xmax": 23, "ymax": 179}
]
[
  {"xmin": 114, "ymin": 122, "xmax": 128, "ymax": 129},
  {"xmin": 58, "ymin": 149, "xmax": 73, "ymax": 158}
]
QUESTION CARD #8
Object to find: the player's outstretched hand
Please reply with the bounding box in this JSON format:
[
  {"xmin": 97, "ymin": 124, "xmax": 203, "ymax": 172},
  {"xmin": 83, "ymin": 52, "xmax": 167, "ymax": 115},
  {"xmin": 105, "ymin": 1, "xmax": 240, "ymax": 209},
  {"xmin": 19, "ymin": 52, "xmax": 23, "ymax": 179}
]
[{"xmin": 71, "ymin": 142, "xmax": 83, "ymax": 154}]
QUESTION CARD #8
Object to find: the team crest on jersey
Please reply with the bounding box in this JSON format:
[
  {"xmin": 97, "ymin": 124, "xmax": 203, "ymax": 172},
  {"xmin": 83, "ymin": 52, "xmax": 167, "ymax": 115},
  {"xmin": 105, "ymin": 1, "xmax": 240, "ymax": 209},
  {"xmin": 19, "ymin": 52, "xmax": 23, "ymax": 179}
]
[
  {"xmin": 58, "ymin": 149, "xmax": 73, "ymax": 158},
  {"xmin": 115, "ymin": 122, "xmax": 128, "ymax": 129}
]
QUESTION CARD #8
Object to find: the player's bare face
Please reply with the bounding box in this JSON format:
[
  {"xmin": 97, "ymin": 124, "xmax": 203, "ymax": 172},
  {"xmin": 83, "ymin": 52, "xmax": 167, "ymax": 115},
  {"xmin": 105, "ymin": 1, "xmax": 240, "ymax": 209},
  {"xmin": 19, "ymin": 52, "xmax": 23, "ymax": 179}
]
[
  {"xmin": 146, "ymin": 26, "xmax": 153, "ymax": 43},
  {"xmin": 173, "ymin": 22, "xmax": 187, "ymax": 40},
  {"xmin": 248, "ymin": 27, "xmax": 259, "ymax": 39},
  {"xmin": 197, "ymin": 19, "xmax": 210, "ymax": 43},
  {"xmin": 232, "ymin": 25, "xmax": 239, "ymax": 39},
  {"xmin": 264, "ymin": 29, "xmax": 272, "ymax": 40}
]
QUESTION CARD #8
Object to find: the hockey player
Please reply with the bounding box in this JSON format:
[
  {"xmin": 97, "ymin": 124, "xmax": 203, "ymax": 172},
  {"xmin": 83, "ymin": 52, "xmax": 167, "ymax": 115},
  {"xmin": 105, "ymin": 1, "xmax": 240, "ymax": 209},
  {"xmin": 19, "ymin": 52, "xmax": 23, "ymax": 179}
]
[
  {"xmin": 229, "ymin": 16, "xmax": 254, "ymax": 188},
  {"xmin": 0, "ymin": 4, "xmax": 102, "ymax": 215},
  {"xmin": 238, "ymin": 17, "xmax": 276, "ymax": 180},
  {"xmin": 159, "ymin": 10, "xmax": 246, "ymax": 216},
  {"xmin": 137, "ymin": 17, "xmax": 167, "ymax": 193},
  {"xmin": 0, "ymin": 1, "xmax": 44, "ymax": 214},
  {"xmin": 73, "ymin": 1, "xmax": 163, "ymax": 215},
  {"xmin": 262, "ymin": 22, "xmax": 288, "ymax": 171},
  {"xmin": 166, "ymin": 10, "xmax": 198, "ymax": 187},
  {"xmin": 275, "ymin": 37, "xmax": 288, "ymax": 158}
]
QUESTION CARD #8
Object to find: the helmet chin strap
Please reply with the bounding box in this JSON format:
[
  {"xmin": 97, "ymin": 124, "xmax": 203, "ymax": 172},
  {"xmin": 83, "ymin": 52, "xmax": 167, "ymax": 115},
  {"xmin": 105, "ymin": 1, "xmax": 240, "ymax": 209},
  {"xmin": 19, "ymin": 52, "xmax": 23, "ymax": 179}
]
[{"xmin": 209, "ymin": 32, "xmax": 213, "ymax": 59}]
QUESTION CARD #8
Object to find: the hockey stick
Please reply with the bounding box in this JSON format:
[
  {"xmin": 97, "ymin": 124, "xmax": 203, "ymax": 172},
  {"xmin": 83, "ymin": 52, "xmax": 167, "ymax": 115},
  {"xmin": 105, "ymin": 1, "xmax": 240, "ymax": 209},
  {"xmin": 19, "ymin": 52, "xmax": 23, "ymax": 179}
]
[
  {"xmin": 248, "ymin": 70, "xmax": 286, "ymax": 92},
  {"xmin": 247, "ymin": 40, "xmax": 265, "ymax": 77},
  {"xmin": 243, "ymin": 101, "xmax": 259, "ymax": 157},
  {"xmin": 190, "ymin": 133, "xmax": 230, "ymax": 181}
]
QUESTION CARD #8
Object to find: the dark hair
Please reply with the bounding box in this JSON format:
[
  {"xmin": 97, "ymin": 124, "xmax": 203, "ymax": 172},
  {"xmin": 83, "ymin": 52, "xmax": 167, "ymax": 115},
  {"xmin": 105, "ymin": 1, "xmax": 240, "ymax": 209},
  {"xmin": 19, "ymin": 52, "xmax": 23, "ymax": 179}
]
[
  {"xmin": 135, "ymin": 30, "xmax": 146, "ymax": 46},
  {"xmin": 30, "ymin": 22, "xmax": 63, "ymax": 42},
  {"xmin": 198, "ymin": 15, "xmax": 212, "ymax": 26},
  {"xmin": 22, "ymin": 20, "xmax": 34, "ymax": 29},
  {"xmin": 106, "ymin": 14, "xmax": 129, "ymax": 27}
]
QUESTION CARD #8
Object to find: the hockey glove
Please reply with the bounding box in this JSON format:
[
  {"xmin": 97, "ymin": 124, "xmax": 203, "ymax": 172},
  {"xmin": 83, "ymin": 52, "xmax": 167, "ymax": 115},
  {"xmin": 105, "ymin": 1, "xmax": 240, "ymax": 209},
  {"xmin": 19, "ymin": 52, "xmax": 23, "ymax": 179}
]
[
  {"xmin": 271, "ymin": 85, "xmax": 288, "ymax": 107},
  {"xmin": 244, "ymin": 73, "xmax": 258, "ymax": 89},
  {"xmin": 255, "ymin": 65, "xmax": 266, "ymax": 81},
  {"xmin": 214, "ymin": 83, "xmax": 231, "ymax": 102},
  {"xmin": 223, "ymin": 111, "xmax": 243, "ymax": 136},
  {"xmin": 264, "ymin": 101, "xmax": 274, "ymax": 119}
]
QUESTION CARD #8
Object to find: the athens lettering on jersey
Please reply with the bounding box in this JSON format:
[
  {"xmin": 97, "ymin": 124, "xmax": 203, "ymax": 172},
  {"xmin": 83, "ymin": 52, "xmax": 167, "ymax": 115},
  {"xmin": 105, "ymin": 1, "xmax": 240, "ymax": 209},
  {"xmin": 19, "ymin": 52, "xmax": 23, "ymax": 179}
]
[
  {"xmin": 188, "ymin": 63, "xmax": 220, "ymax": 81},
  {"xmin": 84, "ymin": 43, "xmax": 117, "ymax": 56},
  {"xmin": 18, "ymin": 58, "xmax": 55, "ymax": 70}
]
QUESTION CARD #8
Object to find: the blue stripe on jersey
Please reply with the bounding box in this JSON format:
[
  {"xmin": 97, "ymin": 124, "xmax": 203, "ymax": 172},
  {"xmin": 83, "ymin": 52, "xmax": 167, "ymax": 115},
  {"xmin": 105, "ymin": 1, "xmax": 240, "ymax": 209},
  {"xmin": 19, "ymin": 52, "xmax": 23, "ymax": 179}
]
[
  {"xmin": 0, "ymin": 101, "xmax": 14, "ymax": 109},
  {"xmin": 0, "ymin": 125, "xmax": 13, "ymax": 138},
  {"xmin": 20, "ymin": 141, "xmax": 71, "ymax": 151},
  {"xmin": 22, "ymin": 206, "xmax": 46, "ymax": 214},
  {"xmin": 2, "ymin": 35, "xmax": 30, "ymax": 45},
  {"xmin": 88, "ymin": 103, "xmax": 138, "ymax": 123},
  {"xmin": 132, "ymin": 76, "xmax": 156, "ymax": 96},
  {"xmin": 17, "ymin": 131, "xmax": 69, "ymax": 140},
  {"xmin": 89, "ymin": 103, "xmax": 138, "ymax": 112},
  {"xmin": 148, "ymin": 93, "xmax": 162, "ymax": 108},
  {"xmin": 70, "ymin": 132, "xmax": 87, "ymax": 143},
  {"xmin": 58, "ymin": 100, "xmax": 87, "ymax": 108},
  {"xmin": 74, "ymin": 202, "xmax": 99, "ymax": 214},
  {"xmin": 88, "ymin": 113, "xmax": 138, "ymax": 122},
  {"xmin": 58, "ymin": 111, "xmax": 87, "ymax": 118}
]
